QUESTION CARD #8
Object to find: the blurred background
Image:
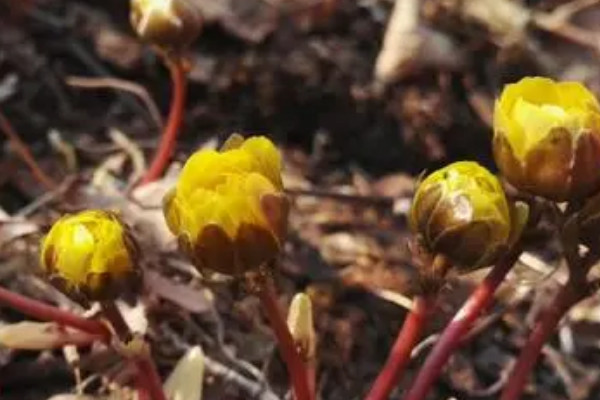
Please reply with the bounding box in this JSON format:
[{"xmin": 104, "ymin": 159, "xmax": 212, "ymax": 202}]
[{"xmin": 2, "ymin": 0, "xmax": 600, "ymax": 399}]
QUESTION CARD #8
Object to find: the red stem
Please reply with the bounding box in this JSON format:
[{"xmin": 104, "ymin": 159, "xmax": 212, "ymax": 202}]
[
  {"xmin": 403, "ymin": 248, "xmax": 521, "ymax": 400},
  {"xmin": 100, "ymin": 302, "xmax": 166, "ymax": 400},
  {"xmin": 0, "ymin": 285, "xmax": 110, "ymax": 340},
  {"xmin": 256, "ymin": 281, "xmax": 313, "ymax": 400},
  {"xmin": 499, "ymin": 279, "xmax": 588, "ymax": 400},
  {"xmin": 139, "ymin": 58, "xmax": 187, "ymax": 185},
  {"xmin": 307, "ymin": 362, "xmax": 317, "ymax": 398},
  {"xmin": 135, "ymin": 356, "xmax": 167, "ymax": 400},
  {"xmin": 365, "ymin": 295, "xmax": 435, "ymax": 400}
]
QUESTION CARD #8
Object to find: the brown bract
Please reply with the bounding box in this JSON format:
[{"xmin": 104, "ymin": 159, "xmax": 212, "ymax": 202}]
[
  {"xmin": 409, "ymin": 161, "xmax": 513, "ymax": 271},
  {"xmin": 494, "ymin": 126, "xmax": 600, "ymax": 201},
  {"xmin": 130, "ymin": 0, "xmax": 202, "ymax": 55}
]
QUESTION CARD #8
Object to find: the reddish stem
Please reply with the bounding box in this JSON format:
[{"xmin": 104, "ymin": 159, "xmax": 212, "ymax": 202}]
[
  {"xmin": 0, "ymin": 285, "xmax": 110, "ymax": 340},
  {"xmin": 100, "ymin": 302, "xmax": 166, "ymax": 400},
  {"xmin": 139, "ymin": 58, "xmax": 187, "ymax": 185},
  {"xmin": 365, "ymin": 295, "xmax": 435, "ymax": 400},
  {"xmin": 256, "ymin": 281, "xmax": 313, "ymax": 400},
  {"xmin": 403, "ymin": 248, "xmax": 521, "ymax": 400},
  {"xmin": 135, "ymin": 356, "xmax": 167, "ymax": 400},
  {"xmin": 499, "ymin": 278, "xmax": 588, "ymax": 400},
  {"xmin": 307, "ymin": 362, "xmax": 317, "ymax": 398},
  {"xmin": 0, "ymin": 110, "xmax": 57, "ymax": 190},
  {"xmin": 136, "ymin": 373, "xmax": 151, "ymax": 400}
]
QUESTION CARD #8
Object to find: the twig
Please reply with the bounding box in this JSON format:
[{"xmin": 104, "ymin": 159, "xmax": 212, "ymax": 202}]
[
  {"xmin": 0, "ymin": 110, "xmax": 57, "ymax": 190},
  {"xmin": 204, "ymin": 355, "xmax": 281, "ymax": 400},
  {"xmin": 15, "ymin": 175, "xmax": 77, "ymax": 218},
  {"xmin": 48, "ymin": 129, "xmax": 78, "ymax": 172},
  {"xmin": 532, "ymin": 0, "xmax": 600, "ymax": 56},
  {"xmin": 373, "ymin": 0, "xmax": 463, "ymax": 85},
  {"xmin": 66, "ymin": 76, "xmax": 163, "ymax": 129},
  {"xmin": 109, "ymin": 128, "xmax": 146, "ymax": 185}
]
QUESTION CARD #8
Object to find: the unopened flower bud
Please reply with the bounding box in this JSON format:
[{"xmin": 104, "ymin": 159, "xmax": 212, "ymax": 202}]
[
  {"xmin": 409, "ymin": 161, "xmax": 513, "ymax": 270},
  {"xmin": 130, "ymin": 0, "xmax": 202, "ymax": 55},
  {"xmin": 40, "ymin": 210, "xmax": 140, "ymax": 303},
  {"xmin": 163, "ymin": 134, "xmax": 289, "ymax": 276},
  {"xmin": 287, "ymin": 293, "xmax": 316, "ymax": 360},
  {"xmin": 493, "ymin": 77, "xmax": 600, "ymax": 201}
]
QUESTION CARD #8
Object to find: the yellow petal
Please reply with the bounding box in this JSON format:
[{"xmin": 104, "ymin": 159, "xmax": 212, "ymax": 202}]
[
  {"xmin": 498, "ymin": 77, "xmax": 561, "ymax": 110},
  {"xmin": 239, "ymin": 136, "xmax": 283, "ymax": 189},
  {"xmin": 55, "ymin": 223, "xmax": 95, "ymax": 285},
  {"xmin": 177, "ymin": 150, "xmax": 252, "ymax": 195},
  {"xmin": 555, "ymin": 81, "xmax": 600, "ymax": 111},
  {"xmin": 511, "ymin": 97, "xmax": 567, "ymax": 158},
  {"xmin": 220, "ymin": 133, "xmax": 245, "ymax": 151}
]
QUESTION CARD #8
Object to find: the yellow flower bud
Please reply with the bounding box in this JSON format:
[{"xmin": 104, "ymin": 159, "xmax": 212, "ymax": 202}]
[
  {"xmin": 40, "ymin": 210, "xmax": 140, "ymax": 302},
  {"xmin": 409, "ymin": 161, "xmax": 512, "ymax": 270},
  {"xmin": 130, "ymin": 0, "xmax": 202, "ymax": 54},
  {"xmin": 493, "ymin": 77, "xmax": 600, "ymax": 201},
  {"xmin": 163, "ymin": 134, "xmax": 289, "ymax": 276}
]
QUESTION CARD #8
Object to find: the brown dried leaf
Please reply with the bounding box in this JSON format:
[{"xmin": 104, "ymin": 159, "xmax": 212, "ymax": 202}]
[
  {"xmin": 145, "ymin": 270, "xmax": 214, "ymax": 314},
  {"xmin": 0, "ymin": 322, "xmax": 101, "ymax": 350}
]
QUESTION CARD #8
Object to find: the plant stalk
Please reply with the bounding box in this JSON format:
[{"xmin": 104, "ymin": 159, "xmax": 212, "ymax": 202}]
[
  {"xmin": 100, "ymin": 302, "xmax": 167, "ymax": 400},
  {"xmin": 135, "ymin": 356, "xmax": 167, "ymax": 400},
  {"xmin": 139, "ymin": 57, "xmax": 187, "ymax": 185},
  {"xmin": 365, "ymin": 295, "xmax": 435, "ymax": 400},
  {"xmin": 0, "ymin": 285, "xmax": 110, "ymax": 340},
  {"xmin": 403, "ymin": 247, "xmax": 522, "ymax": 400},
  {"xmin": 499, "ymin": 277, "xmax": 589, "ymax": 400},
  {"xmin": 256, "ymin": 280, "xmax": 313, "ymax": 400}
]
